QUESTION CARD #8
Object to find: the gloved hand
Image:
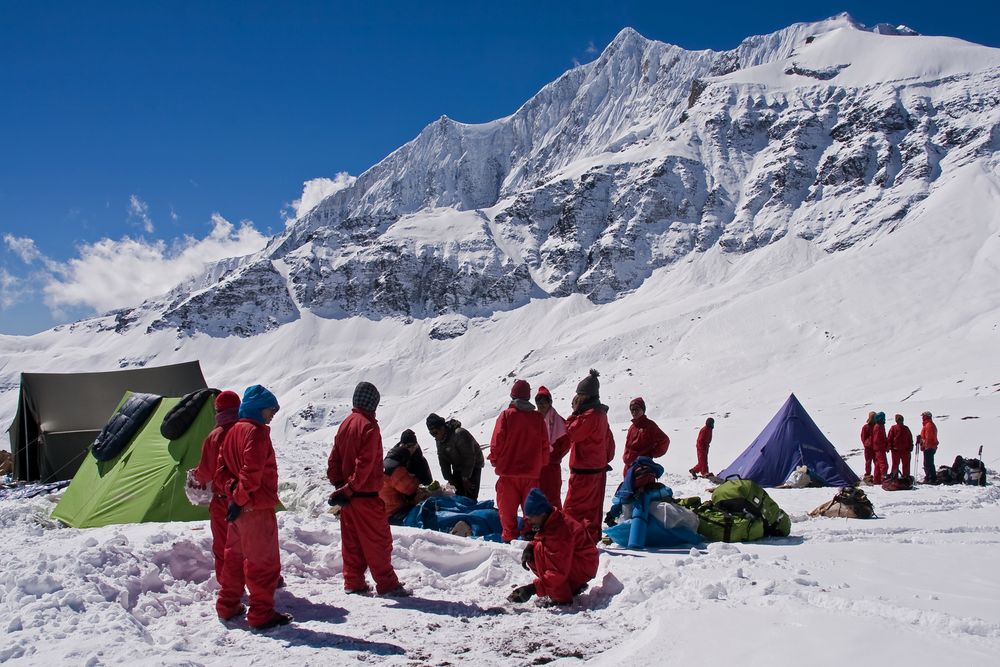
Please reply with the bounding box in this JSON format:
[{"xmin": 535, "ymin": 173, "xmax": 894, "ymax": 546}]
[
  {"xmin": 507, "ymin": 583, "xmax": 536, "ymax": 603},
  {"xmin": 225, "ymin": 502, "xmax": 242, "ymax": 523},
  {"xmin": 520, "ymin": 543, "xmax": 535, "ymax": 571},
  {"xmin": 604, "ymin": 511, "xmax": 616, "ymax": 527},
  {"xmin": 328, "ymin": 487, "xmax": 351, "ymax": 507}
]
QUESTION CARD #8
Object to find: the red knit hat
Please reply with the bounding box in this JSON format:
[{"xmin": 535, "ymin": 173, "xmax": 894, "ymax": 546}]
[
  {"xmin": 215, "ymin": 390, "xmax": 241, "ymax": 411},
  {"xmin": 629, "ymin": 397, "xmax": 646, "ymax": 412},
  {"xmin": 535, "ymin": 386, "xmax": 552, "ymax": 400},
  {"xmin": 511, "ymin": 379, "xmax": 531, "ymax": 400}
]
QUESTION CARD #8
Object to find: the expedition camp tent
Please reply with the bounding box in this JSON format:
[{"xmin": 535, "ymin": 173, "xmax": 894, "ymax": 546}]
[
  {"xmin": 719, "ymin": 393, "xmax": 860, "ymax": 487},
  {"xmin": 52, "ymin": 390, "xmax": 214, "ymax": 528},
  {"xmin": 7, "ymin": 361, "xmax": 207, "ymax": 482}
]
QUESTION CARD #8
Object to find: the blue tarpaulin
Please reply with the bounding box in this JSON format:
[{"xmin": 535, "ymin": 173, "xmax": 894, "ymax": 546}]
[
  {"xmin": 719, "ymin": 393, "xmax": 860, "ymax": 488},
  {"xmin": 403, "ymin": 495, "xmax": 503, "ymax": 542}
]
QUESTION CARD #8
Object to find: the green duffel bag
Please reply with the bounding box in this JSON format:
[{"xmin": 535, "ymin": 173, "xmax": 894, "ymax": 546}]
[
  {"xmin": 694, "ymin": 503, "xmax": 764, "ymax": 543},
  {"xmin": 676, "ymin": 496, "xmax": 702, "ymax": 510},
  {"xmin": 711, "ymin": 478, "xmax": 791, "ymax": 537}
]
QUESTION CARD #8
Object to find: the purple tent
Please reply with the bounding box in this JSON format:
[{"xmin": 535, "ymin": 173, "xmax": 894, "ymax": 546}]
[{"xmin": 719, "ymin": 394, "xmax": 860, "ymax": 487}]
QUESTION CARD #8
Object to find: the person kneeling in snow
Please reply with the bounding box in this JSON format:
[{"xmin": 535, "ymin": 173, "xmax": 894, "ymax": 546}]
[
  {"xmin": 380, "ymin": 429, "xmax": 436, "ymax": 524},
  {"xmin": 508, "ymin": 488, "xmax": 599, "ymax": 606}
]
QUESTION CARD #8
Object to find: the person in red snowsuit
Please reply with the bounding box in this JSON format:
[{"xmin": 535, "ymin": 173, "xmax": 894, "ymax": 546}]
[
  {"xmin": 563, "ymin": 369, "xmax": 615, "ymax": 544},
  {"xmin": 489, "ymin": 379, "xmax": 549, "ymax": 542},
  {"xmin": 380, "ymin": 429, "xmax": 433, "ymax": 523},
  {"xmin": 920, "ymin": 411, "xmax": 939, "ymax": 483},
  {"xmin": 328, "ymin": 381, "xmax": 407, "ymax": 596},
  {"xmin": 860, "ymin": 411, "xmax": 876, "ymax": 479},
  {"xmin": 689, "ymin": 417, "xmax": 714, "ymax": 478},
  {"xmin": 214, "ymin": 385, "xmax": 289, "ymax": 631},
  {"xmin": 189, "ymin": 390, "xmax": 241, "ymax": 584},
  {"xmin": 871, "ymin": 411, "xmax": 889, "ymax": 484},
  {"xmin": 508, "ymin": 488, "xmax": 599, "ymax": 606},
  {"xmin": 535, "ymin": 386, "xmax": 569, "ymax": 510},
  {"xmin": 887, "ymin": 413, "xmax": 914, "ymax": 479},
  {"xmin": 622, "ymin": 397, "xmax": 670, "ymax": 476}
]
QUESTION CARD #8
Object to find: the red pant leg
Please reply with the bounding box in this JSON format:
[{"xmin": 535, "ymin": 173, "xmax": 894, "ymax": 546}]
[
  {"xmin": 864, "ymin": 447, "xmax": 874, "ymax": 476},
  {"xmin": 496, "ymin": 476, "xmax": 538, "ymax": 542},
  {"xmin": 209, "ymin": 496, "xmax": 229, "ymax": 585},
  {"xmin": 873, "ymin": 447, "xmax": 888, "ymax": 484},
  {"xmin": 216, "ymin": 514, "xmax": 246, "ymax": 619},
  {"xmin": 890, "ymin": 451, "xmax": 901, "ymax": 477},
  {"xmin": 341, "ymin": 497, "xmax": 400, "ymax": 594},
  {"xmin": 691, "ymin": 446, "xmax": 710, "ymax": 475},
  {"xmin": 538, "ymin": 463, "xmax": 563, "ymax": 510},
  {"xmin": 901, "ymin": 451, "xmax": 911, "ymax": 478},
  {"xmin": 529, "ymin": 545, "xmax": 572, "ymax": 603},
  {"xmin": 240, "ymin": 510, "xmax": 281, "ymax": 627},
  {"xmin": 564, "ymin": 473, "xmax": 606, "ymax": 543}
]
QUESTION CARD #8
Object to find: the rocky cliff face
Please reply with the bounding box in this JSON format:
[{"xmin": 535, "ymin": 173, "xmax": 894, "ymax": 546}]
[{"xmin": 110, "ymin": 14, "xmax": 1000, "ymax": 337}]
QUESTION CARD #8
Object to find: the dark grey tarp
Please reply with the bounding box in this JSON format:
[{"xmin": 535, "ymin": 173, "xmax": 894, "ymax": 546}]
[{"xmin": 7, "ymin": 361, "xmax": 207, "ymax": 482}]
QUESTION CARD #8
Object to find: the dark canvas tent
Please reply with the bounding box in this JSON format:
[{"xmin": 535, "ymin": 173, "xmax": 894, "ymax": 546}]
[
  {"xmin": 719, "ymin": 393, "xmax": 860, "ymax": 487},
  {"xmin": 7, "ymin": 361, "xmax": 207, "ymax": 482},
  {"xmin": 52, "ymin": 391, "xmax": 214, "ymax": 528}
]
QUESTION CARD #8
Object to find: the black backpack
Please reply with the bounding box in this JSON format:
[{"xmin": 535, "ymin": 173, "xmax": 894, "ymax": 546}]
[
  {"xmin": 963, "ymin": 458, "xmax": 988, "ymax": 486},
  {"xmin": 833, "ymin": 486, "xmax": 876, "ymax": 519}
]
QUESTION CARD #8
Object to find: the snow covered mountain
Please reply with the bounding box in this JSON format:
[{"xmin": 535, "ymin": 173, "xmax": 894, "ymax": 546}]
[{"xmin": 89, "ymin": 13, "xmax": 1000, "ymax": 337}]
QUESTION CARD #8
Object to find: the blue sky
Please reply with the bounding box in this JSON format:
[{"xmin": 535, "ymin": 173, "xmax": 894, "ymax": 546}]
[{"xmin": 1, "ymin": 0, "xmax": 998, "ymax": 335}]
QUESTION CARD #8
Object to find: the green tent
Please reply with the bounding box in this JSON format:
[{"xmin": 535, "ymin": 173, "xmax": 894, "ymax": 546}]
[{"xmin": 52, "ymin": 391, "xmax": 214, "ymax": 528}]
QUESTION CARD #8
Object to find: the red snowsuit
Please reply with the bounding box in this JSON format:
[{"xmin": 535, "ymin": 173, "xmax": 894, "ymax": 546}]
[
  {"xmin": 871, "ymin": 422, "xmax": 889, "ymax": 484},
  {"xmin": 528, "ymin": 510, "xmax": 599, "ymax": 604},
  {"xmin": 489, "ymin": 403, "xmax": 548, "ymax": 542},
  {"xmin": 690, "ymin": 424, "xmax": 713, "ymax": 476},
  {"xmin": 563, "ymin": 406, "xmax": 615, "ymax": 544},
  {"xmin": 888, "ymin": 423, "xmax": 913, "ymax": 478},
  {"xmin": 920, "ymin": 418, "xmax": 938, "ymax": 451},
  {"xmin": 860, "ymin": 422, "xmax": 874, "ymax": 476},
  {"xmin": 380, "ymin": 466, "xmax": 420, "ymax": 519},
  {"xmin": 538, "ymin": 408, "xmax": 569, "ymax": 510},
  {"xmin": 622, "ymin": 415, "xmax": 670, "ymax": 475},
  {"xmin": 328, "ymin": 408, "xmax": 400, "ymax": 594},
  {"xmin": 192, "ymin": 424, "xmax": 232, "ymax": 585},
  {"xmin": 214, "ymin": 419, "xmax": 282, "ymax": 627}
]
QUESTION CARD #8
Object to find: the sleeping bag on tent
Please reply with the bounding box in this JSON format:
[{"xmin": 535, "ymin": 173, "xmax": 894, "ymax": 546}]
[{"xmin": 52, "ymin": 391, "xmax": 215, "ymax": 528}]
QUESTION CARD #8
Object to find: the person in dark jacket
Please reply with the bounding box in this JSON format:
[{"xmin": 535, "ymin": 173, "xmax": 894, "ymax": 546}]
[
  {"xmin": 489, "ymin": 379, "xmax": 548, "ymax": 542},
  {"xmin": 887, "ymin": 414, "xmax": 914, "ymax": 479},
  {"xmin": 508, "ymin": 488, "xmax": 599, "ymax": 606},
  {"xmin": 689, "ymin": 417, "xmax": 714, "ymax": 479},
  {"xmin": 622, "ymin": 397, "xmax": 670, "ymax": 476},
  {"xmin": 328, "ymin": 382, "xmax": 408, "ymax": 597},
  {"xmin": 189, "ymin": 390, "xmax": 241, "ymax": 585},
  {"xmin": 563, "ymin": 369, "xmax": 615, "ymax": 544},
  {"xmin": 427, "ymin": 413, "xmax": 484, "ymax": 500},
  {"xmin": 871, "ymin": 412, "xmax": 889, "ymax": 484},
  {"xmin": 214, "ymin": 385, "xmax": 290, "ymax": 631},
  {"xmin": 380, "ymin": 429, "xmax": 434, "ymax": 524}
]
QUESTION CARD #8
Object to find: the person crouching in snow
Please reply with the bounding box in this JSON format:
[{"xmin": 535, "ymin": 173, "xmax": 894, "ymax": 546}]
[
  {"xmin": 535, "ymin": 386, "xmax": 569, "ymax": 510},
  {"xmin": 328, "ymin": 382, "xmax": 409, "ymax": 597},
  {"xmin": 871, "ymin": 412, "xmax": 889, "ymax": 484},
  {"xmin": 887, "ymin": 414, "xmax": 913, "ymax": 480},
  {"xmin": 380, "ymin": 429, "xmax": 435, "ymax": 525},
  {"xmin": 189, "ymin": 390, "xmax": 241, "ymax": 585},
  {"xmin": 426, "ymin": 413, "xmax": 484, "ymax": 500},
  {"xmin": 622, "ymin": 397, "xmax": 670, "ymax": 477},
  {"xmin": 489, "ymin": 379, "xmax": 549, "ymax": 542},
  {"xmin": 214, "ymin": 385, "xmax": 290, "ymax": 631},
  {"xmin": 564, "ymin": 369, "xmax": 615, "ymax": 544},
  {"xmin": 689, "ymin": 417, "xmax": 714, "ymax": 479},
  {"xmin": 508, "ymin": 488, "xmax": 599, "ymax": 606}
]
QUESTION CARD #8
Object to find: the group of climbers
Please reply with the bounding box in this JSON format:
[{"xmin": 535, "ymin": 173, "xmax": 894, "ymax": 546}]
[{"xmin": 859, "ymin": 411, "xmax": 939, "ymax": 484}]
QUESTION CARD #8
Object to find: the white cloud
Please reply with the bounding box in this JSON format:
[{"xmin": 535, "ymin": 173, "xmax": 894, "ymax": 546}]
[
  {"xmin": 284, "ymin": 172, "xmax": 356, "ymax": 225},
  {"xmin": 586, "ymin": 41, "xmax": 597, "ymax": 54},
  {"xmin": 9, "ymin": 215, "xmax": 268, "ymax": 315},
  {"xmin": 4, "ymin": 234, "xmax": 45, "ymax": 265},
  {"xmin": 129, "ymin": 194, "xmax": 155, "ymax": 233},
  {"xmin": 0, "ymin": 268, "xmax": 29, "ymax": 309}
]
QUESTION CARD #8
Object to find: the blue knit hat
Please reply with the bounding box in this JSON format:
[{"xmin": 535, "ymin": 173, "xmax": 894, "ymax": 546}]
[
  {"xmin": 875, "ymin": 411, "xmax": 886, "ymax": 424},
  {"xmin": 239, "ymin": 385, "xmax": 279, "ymax": 423},
  {"xmin": 523, "ymin": 488, "xmax": 552, "ymax": 517}
]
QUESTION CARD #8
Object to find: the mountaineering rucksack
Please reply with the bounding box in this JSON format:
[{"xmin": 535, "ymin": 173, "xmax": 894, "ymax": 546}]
[
  {"xmin": 693, "ymin": 504, "xmax": 764, "ymax": 543},
  {"xmin": 964, "ymin": 458, "xmax": 988, "ymax": 486},
  {"xmin": 808, "ymin": 485, "xmax": 876, "ymax": 519},
  {"xmin": 710, "ymin": 478, "xmax": 792, "ymax": 537},
  {"xmin": 881, "ymin": 475, "xmax": 913, "ymax": 491}
]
